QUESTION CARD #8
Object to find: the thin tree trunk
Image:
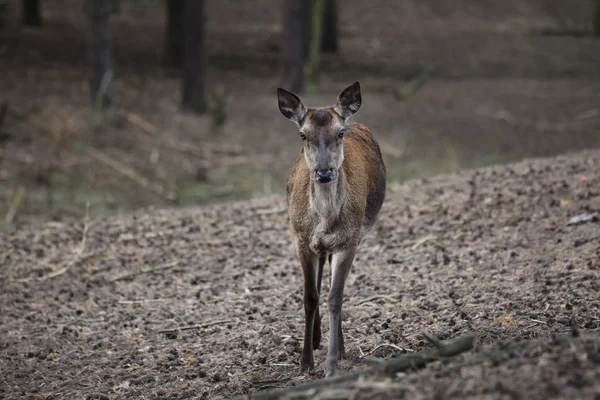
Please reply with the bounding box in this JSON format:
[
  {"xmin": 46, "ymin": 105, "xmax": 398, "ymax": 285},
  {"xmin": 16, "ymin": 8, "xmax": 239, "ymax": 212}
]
[
  {"xmin": 320, "ymin": 0, "xmax": 337, "ymax": 53},
  {"xmin": 182, "ymin": 0, "xmax": 206, "ymax": 113},
  {"xmin": 307, "ymin": 0, "xmax": 324, "ymax": 86},
  {"xmin": 0, "ymin": 0, "xmax": 7, "ymax": 50},
  {"xmin": 22, "ymin": 0, "xmax": 42, "ymax": 27},
  {"xmin": 281, "ymin": 0, "xmax": 306, "ymax": 93},
  {"xmin": 595, "ymin": 0, "xmax": 600, "ymax": 37},
  {"xmin": 86, "ymin": 0, "xmax": 114, "ymax": 110},
  {"xmin": 165, "ymin": 0, "xmax": 184, "ymax": 68}
]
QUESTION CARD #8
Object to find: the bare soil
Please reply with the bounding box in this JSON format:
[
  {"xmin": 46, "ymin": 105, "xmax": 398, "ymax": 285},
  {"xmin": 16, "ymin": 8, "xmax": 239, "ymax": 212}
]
[
  {"xmin": 1, "ymin": 0, "xmax": 600, "ymax": 222},
  {"xmin": 1, "ymin": 149, "xmax": 599, "ymax": 399}
]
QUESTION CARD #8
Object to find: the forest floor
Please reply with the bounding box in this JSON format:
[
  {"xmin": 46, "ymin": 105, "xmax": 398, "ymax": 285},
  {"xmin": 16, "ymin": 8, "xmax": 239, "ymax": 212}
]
[
  {"xmin": 1, "ymin": 149, "xmax": 599, "ymax": 399},
  {"xmin": 1, "ymin": 0, "xmax": 600, "ymax": 223},
  {"xmin": 1, "ymin": 0, "xmax": 600, "ymax": 398}
]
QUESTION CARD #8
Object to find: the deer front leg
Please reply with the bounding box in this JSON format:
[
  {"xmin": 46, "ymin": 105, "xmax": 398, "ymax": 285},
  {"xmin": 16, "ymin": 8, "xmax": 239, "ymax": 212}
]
[
  {"xmin": 324, "ymin": 248, "xmax": 356, "ymax": 377},
  {"xmin": 299, "ymin": 247, "xmax": 320, "ymax": 374},
  {"xmin": 312, "ymin": 255, "xmax": 326, "ymax": 350}
]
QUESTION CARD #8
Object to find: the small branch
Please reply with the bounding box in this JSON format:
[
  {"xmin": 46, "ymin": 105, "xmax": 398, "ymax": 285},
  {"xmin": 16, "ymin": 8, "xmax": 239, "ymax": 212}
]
[
  {"xmin": 109, "ymin": 261, "xmax": 179, "ymax": 282},
  {"xmin": 355, "ymin": 293, "xmax": 401, "ymax": 306},
  {"xmin": 359, "ymin": 343, "xmax": 414, "ymax": 359},
  {"xmin": 158, "ymin": 319, "xmax": 235, "ymax": 334},
  {"xmin": 411, "ymin": 234, "xmax": 437, "ymax": 250},
  {"xmin": 118, "ymin": 298, "xmax": 169, "ymax": 304},
  {"xmin": 231, "ymin": 332, "xmax": 474, "ymax": 400},
  {"xmin": 18, "ymin": 202, "xmax": 91, "ymax": 283}
]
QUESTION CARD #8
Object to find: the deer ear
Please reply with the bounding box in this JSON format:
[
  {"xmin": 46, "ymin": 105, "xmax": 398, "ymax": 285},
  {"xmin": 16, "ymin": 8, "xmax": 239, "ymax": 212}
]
[
  {"xmin": 335, "ymin": 81, "xmax": 361, "ymax": 121},
  {"xmin": 277, "ymin": 88, "xmax": 307, "ymax": 124}
]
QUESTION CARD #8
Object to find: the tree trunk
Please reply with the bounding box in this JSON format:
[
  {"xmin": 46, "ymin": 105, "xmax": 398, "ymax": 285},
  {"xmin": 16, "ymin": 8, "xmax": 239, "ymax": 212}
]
[
  {"xmin": 595, "ymin": 0, "xmax": 600, "ymax": 37},
  {"xmin": 308, "ymin": 0, "xmax": 325, "ymax": 86},
  {"xmin": 22, "ymin": 0, "xmax": 42, "ymax": 27},
  {"xmin": 182, "ymin": 0, "xmax": 206, "ymax": 113},
  {"xmin": 86, "ymin": 0, "xmax": 114, "ymax": 110},
  {"xmin": 320, "ymin": 0, "xmax": 337, "ymax": 53},
  {"xmin": 0, "ymin": 0, "xmax": 7, "ymax": 50},
  {"xmin": 165, "ymin": 0, "xmax": 184, "ymax": 68},
  {"xmin": 281, "ymin": 0, "xmax": 306, "ymax": 93}
]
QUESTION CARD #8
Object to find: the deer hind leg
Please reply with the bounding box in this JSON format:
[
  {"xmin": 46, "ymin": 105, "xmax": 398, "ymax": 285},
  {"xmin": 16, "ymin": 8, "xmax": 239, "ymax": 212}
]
[
  {"xmin": 324, "ymin": 247, "xmax": 356, "ymax": 377},
  {"xmin": 312, "ymin": 254, "xmax": 326, "ymax": 350}
]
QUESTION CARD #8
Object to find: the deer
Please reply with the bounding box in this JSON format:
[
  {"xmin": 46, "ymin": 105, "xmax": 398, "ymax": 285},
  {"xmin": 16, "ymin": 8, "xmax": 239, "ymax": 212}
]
[{"xmin": 277, "ymin": 82, "xmax": 386, "ymax": 376}]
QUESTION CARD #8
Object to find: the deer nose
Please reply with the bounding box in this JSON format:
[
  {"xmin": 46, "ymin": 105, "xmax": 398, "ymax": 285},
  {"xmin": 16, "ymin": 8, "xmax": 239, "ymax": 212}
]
[{"xmin": 315, "ymin": 169, "xmax": 334, "ymax": 183}]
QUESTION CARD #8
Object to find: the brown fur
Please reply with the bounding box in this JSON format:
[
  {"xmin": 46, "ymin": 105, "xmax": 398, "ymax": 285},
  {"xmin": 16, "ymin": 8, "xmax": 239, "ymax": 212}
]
[
  {"xmin": 286, "ymin": 121, "xmax": 386, "ymax": 252},
  {"xmin": 277, "ymin": 82, "xmax": 386, "ymax": 377}
]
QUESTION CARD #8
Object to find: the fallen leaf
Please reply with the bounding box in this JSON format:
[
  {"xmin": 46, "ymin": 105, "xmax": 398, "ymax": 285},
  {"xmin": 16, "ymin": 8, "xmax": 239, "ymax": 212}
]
[{"xmin": 559, "ymin": 199, "xmax": 571, "ymax": 208}]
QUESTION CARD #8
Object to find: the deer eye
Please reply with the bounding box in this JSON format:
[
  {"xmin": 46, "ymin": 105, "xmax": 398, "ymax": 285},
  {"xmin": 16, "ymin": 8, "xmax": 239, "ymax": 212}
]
[
  {"xmin": 339, "ymin": 129, "xmax": 347, "ymax": 138},
  {"xmin": 299, "ymin": 132, "xmax": 306, "ymax": 140}
]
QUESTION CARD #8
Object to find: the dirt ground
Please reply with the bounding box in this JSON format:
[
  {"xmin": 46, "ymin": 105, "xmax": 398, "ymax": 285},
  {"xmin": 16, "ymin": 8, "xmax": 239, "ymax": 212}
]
[
  {"xmin": 1, "ymin": 0, "xmax": 600, "ymax": 222},
  {"xmin": 1, "ymin": 149, "xmax": 599, "ymax": 399},
  {"xmin": 1, "ymin": 0, "xmax": 600, "ymax": 399}
]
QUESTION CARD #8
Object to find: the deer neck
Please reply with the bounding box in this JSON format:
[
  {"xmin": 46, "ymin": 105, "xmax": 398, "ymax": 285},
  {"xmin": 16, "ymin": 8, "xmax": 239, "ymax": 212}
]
[{"xmin": 309, "ymin": 168, "xmax": 347, "ymax": 225}]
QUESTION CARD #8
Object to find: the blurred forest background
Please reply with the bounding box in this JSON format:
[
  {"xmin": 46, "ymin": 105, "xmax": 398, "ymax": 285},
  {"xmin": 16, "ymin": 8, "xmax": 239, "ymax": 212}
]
[{"xmin": 1, "ymin": 0, "xmax": 599, "ymax": 225}]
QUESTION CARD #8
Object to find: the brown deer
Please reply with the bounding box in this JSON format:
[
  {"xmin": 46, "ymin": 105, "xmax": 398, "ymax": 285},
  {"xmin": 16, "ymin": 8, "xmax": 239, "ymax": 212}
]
[{"xmin": 277, "ymin": 82, "xmax": 386, "ymax": 376}]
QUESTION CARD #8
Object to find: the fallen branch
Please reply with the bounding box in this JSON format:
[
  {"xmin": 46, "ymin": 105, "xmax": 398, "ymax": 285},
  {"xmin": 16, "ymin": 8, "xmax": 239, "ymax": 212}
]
[
  {"xmin": 109, "ymin": 261, "xmax": 179, "ymax": 282},
  {"xmin": 18, "ymin": 202, "xmax": 91, "ymax": 283},
  {"xmin": 231, "ymin": 332, "xmax": 474, "ymax": 400},
  {"xmin": 87, "ymin": 148, "xmax": 175, "ymax": 201},
  {"xmin": 158, "ymin": 319, "xmax": 236, "ymax": 334}
]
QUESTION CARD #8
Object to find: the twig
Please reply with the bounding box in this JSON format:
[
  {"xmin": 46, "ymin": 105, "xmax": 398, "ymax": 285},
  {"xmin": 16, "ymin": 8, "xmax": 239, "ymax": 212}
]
[
  {"xmin": 4, "ymin": 185, "xmax": 25, "ymax": 224},
  {"xmin": 118, "ymin": 298, "xmax": 169, "ymax": 304},
  {"xmin": 24, "ymin": 201, "xmax": 91, "ymax": 282},
  {"xmin": 359, "ymin": 343, "xmax": 414, "ymax": 359},
  {"xmin": 87, "ymin": 148, "xmax": 174, "ymax": 201},
  {"xmin": 158, "ymin": 319, "xmax": 236, "ymax": 334},
  {"xmin": 410, "ymin": 234, "xmax": 437, "ymax": 250},
  {"xmin": 529, "ymin": 319, "xmax": 547, "ymax": 325},
  {"xmin": 355, "ymin": 293, "xmax": 401, "ymax": 306},
  {"xmin": 109, "ymin": 261, "xmax": 179, "ymax": 282},
  {"xmin": 231, "ymin": 332, "xmax": 474, "ymax": 400}
]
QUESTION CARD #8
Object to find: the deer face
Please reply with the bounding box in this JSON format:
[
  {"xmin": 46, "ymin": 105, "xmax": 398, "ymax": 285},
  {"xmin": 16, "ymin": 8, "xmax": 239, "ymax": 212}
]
[{"xmin": 277, "ymin": 82, "xmax": 362, "ymax": 184}]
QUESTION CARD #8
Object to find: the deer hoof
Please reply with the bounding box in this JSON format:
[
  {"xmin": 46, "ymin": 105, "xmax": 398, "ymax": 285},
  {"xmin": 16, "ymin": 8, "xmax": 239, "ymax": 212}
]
[
  {"xmin": 324, "ymin": 359, "xmax": 338, "ymax": 377},
  {"xmin": 299, "ymin": 359, "xmax": 314, "ymax": 374},
  {"xmin": 312, "ymin": 331, "xmax": 321, "ymax": 350}
]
